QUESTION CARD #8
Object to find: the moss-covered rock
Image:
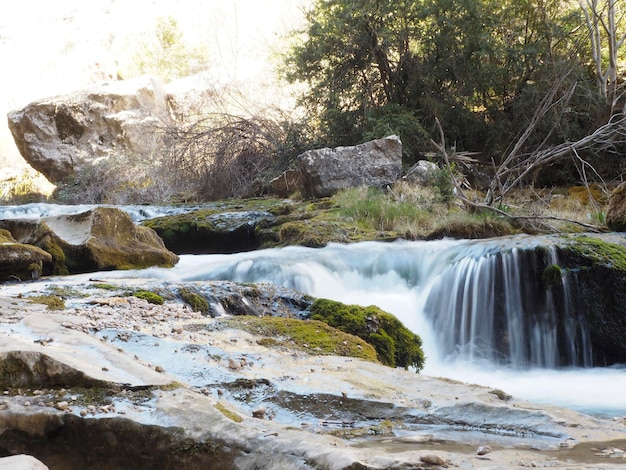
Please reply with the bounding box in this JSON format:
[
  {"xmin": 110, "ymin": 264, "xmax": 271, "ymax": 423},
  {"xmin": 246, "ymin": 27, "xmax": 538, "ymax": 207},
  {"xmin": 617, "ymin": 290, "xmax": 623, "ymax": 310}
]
[
  {"xmin": 179, "ymin": 287, "xmax": 210, "ymax": 314},
  {"xmin": 0, "ymin": 229, "xmax": 52, "ymax": 282},
  {"xmin": 309, "ymin": 298, "xmax": 425, "ymax": 371},
  {"xmin": 0, "ymin": 207, "xmax": 178, "ymax": 275},
  {"xmin": 555, "ymin": 236, "xmax": 626, "ymax": 365},
  {"xmin": 219, "ymin": 316, "xmax": 379, "ymax": 362}
]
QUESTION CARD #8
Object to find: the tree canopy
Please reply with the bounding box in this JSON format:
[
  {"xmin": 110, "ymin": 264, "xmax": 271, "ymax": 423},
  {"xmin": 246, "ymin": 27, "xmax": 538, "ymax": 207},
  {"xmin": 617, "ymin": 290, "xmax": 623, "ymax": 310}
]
[{"xmin": 283, "ymin": 0, "xmax": 621, "ymax": 165}]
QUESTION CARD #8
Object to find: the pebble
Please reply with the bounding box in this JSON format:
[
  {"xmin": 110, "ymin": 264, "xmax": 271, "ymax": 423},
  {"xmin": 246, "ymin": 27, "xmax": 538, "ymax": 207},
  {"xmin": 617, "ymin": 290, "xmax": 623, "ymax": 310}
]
[
  {"xmin": 477, "ymin": 445, "xmax": 492, "ymax": 455},
  {"xmin": 558, "ymin": 439, "xmax": 576, "ymax": 448},
  {"xmin": 252, "ymin": 406, "xmax": 266, "ymax": 419},
  {"xmin": 155, "ymin": 365, "xmax": 165, "ymax": 373},
  {"xmin": 228, "ymin": 358, "xmax": 241, "ymax": 370},
  {"xmin": 420, "ymin": 454, "xmax": 446, "ymax": 465},
  {"xmin": 55, "ymin": 401, "xmax": 70, "ymax": 411}
]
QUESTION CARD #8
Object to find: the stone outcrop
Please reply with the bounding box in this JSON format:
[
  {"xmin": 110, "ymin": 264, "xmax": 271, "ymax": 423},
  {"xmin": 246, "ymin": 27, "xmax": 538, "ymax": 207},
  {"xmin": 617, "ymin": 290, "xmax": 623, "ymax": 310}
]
[
  {"xmin": 7, "ymin": 75, "xmax": 170, "ymax": 183},
  {"xmin": 143, "ymin": 208, "xmax": 279, "ymax": 254},
  {"xmin": 0, "ymin": 282, "xmax": 624, "ymax": 469},
  {"xmin": 298, "ymin": 135, "xmax": 403, "ymax": 198},
  {"xmin": 0, "ymin": 229, "xmax": 52, "ymax": 282},
  {"xmin": 606, "ymin": 181, "xmax": 626, "ymax": 231},
  {"xmin": 0, "ymin": 207, "xmax": 178, "ymax": 275}
]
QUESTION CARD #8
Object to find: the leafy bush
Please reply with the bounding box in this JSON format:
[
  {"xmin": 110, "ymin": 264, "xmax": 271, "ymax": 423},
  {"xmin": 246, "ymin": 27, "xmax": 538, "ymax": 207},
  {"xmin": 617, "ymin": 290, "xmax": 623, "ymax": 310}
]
[{"xmin": 309, "ymin": 298, "xmax": 425, "ymax": 371}]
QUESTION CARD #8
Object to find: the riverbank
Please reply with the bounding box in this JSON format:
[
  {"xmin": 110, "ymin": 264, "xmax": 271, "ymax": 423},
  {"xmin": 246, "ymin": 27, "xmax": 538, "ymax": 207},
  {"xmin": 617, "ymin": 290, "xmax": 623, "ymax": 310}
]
[{"xmin": 1, "ymin": 276, "xmax": 626, "ymax": 469}]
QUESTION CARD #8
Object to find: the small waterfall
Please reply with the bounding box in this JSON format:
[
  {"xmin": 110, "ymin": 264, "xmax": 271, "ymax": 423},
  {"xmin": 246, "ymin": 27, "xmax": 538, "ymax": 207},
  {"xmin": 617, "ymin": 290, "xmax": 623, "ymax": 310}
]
[
  {"xmin": 423, "ymin": 246, "xmax": 592, "ymax": 368},
  {"xmin": 70, "ymin": 236, "xmax": 595, "ymax": 369}
]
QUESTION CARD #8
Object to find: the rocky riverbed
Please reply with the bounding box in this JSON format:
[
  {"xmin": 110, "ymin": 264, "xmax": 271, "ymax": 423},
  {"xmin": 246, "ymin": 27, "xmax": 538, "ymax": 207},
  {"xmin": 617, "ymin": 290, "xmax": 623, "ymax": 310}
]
[{"xmin": 1, "ymin": 277, "xmax": 626, "ymax": 469}]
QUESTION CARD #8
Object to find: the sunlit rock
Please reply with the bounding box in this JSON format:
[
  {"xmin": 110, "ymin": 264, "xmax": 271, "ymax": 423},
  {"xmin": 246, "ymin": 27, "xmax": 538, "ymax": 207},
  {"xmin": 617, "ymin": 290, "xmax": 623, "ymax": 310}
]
[
  {"xmin": 0, "ymin": 229, "xmax": 51, "ymax": 282},
  {"xmin": 0, "ymin": 207, "xmax": 178, "ymax": 274},
  {"xmin": 298, "ymin": 135, "xmax": 403, "ymax": 198},
  {"xmin": 7, "ymin": 75, "xmax": 170, "ymax": 183},
  {"xmin": 0, "ymin": 454, "xmax": 49, "ymax": 470}
]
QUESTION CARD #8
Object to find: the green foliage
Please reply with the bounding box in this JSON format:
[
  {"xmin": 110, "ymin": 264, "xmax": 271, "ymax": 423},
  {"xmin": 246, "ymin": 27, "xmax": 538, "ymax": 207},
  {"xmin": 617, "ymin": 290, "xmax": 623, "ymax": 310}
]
[
  {"xmin": 129, "ymin": 16, "xmax": 210, "ymax": 82},
  {"xmin": 565, "ymin": 236, "xmax": 626, "ymax": 272},
  {"xmin": 309, "ymin": 298, "xmax": 425, "ymax": 371},
  {"xmin": 132, "ymin": 290, "xmax": 165, "ymax": 305},
  {"xmin": 284, "ymin": 0, "xmax": 596, "ymax": 158},
  {"xmin": 28, "ymin": 295, "xmax": 65, "ymax": 311},
  {"xmin": 334, "ymin": 186, "xmax": 429, "ymax": 231},
  {"xmin": 433, "ymin": 165, "xmax": 456, "ymax": 203},
  {"xmin": 541, "ymin": 264, "xmax": 563, "ymax": 288}
]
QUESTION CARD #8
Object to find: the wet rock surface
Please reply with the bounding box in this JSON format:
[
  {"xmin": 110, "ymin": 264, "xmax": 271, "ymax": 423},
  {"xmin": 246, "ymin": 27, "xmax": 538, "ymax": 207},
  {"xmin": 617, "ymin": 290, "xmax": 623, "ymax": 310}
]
[{"xmin": 0, "ymin": 279, "xmax": 625, "ymax": 469}]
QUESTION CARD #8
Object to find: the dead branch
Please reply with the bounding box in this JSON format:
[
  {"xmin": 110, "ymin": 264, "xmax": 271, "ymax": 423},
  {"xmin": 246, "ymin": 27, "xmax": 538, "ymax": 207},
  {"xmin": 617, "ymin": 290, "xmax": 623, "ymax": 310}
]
[{"xmin": 431, "ymin": 116, "xmax": 607, "ymax": 233}]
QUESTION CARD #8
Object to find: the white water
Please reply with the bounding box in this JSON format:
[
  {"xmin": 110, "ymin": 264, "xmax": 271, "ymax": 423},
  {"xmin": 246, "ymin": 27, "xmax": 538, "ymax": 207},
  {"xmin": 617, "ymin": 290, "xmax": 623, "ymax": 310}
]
[{"xmin": 79, "ymin": 237, "xmax": 626, "ymax": 417}]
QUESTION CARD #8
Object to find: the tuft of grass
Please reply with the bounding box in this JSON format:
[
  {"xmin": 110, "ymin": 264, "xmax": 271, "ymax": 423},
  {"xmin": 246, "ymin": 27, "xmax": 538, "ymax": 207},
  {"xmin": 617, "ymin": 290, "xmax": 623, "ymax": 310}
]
[{"xmin": 334, "ymin": 186, "xmax": 429, "ymax": 232}]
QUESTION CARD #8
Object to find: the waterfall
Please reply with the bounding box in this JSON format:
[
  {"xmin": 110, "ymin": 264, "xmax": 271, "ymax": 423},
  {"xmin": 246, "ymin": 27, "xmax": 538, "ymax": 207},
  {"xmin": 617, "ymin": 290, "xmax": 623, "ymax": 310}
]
[
  {"xmin": 11, "ymin": 233, "xmax": 626, "ymax": 415},
  {"xmin": 423, "ymin": 246, "xmax": 592, "ymax": 368},
  {"xmin": 102, "ymin": 236, "xmax": 593, "ymax": 370}
]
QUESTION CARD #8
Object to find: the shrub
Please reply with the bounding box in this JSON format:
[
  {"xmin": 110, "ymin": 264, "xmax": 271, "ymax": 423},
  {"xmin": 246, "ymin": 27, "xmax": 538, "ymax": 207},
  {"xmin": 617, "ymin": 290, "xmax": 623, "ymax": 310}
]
[{"xmin": 309, "ymin": 298, "xmax": 425, "ymax": 371}]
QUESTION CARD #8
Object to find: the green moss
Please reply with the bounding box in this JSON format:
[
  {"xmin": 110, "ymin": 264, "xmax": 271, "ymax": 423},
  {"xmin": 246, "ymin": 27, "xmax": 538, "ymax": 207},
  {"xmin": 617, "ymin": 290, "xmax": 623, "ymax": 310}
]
[
  {"xmin": 91, "ymin": 282, "xmax": 118, "ymax": 290},
  {"xmin": 28, "ymin": 295, "xmax": 65, "ymax": 310},
  {"xmin": 41, "ymin": 239, "xmax": 69, "ymax": 275},
  {"xmin": 309, "ymin": 298, "xmax": 425, "ymax": 371},
  {"xmin": 179, "ymin": 287, "xmax": 210, "ymax": 314},
  {"xmin": 541, "ymin": 264, "xmax": 563, "ymax": 288},
  {"xmin": 220, "ymin": 316, "xmax": 378, "ymax": 362},
  {"xmin": 214, "ymin": 402, "xmax": 244, "ymax": 423},
  {"xmin": 47, "ymin": 285, "xmax": 88, "ymax": 298},
  {"xmin": 132, "ymin": 290, "xmax": 165, "ymax": 305},
  {"xmin": 565, "ymin": 236, "xmax": 626, "ymax": 271}
]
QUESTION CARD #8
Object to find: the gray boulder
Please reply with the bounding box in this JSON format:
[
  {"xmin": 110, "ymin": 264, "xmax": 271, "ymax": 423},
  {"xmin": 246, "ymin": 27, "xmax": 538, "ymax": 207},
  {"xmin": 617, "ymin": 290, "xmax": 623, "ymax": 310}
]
[
  {"xmin": 7, "ymin": 75, "xmax": 170, "ymax": 183},
  {"xmin": 0, "ymin": 207, "xmax": 178, "ymax": 275},
  {"xmin": 298, "ymin": 135, "xmax": 403, "ymax": 198},
  {"xmin": 403, "ymin": 160, "xmax": 439, "ymax": 186}
]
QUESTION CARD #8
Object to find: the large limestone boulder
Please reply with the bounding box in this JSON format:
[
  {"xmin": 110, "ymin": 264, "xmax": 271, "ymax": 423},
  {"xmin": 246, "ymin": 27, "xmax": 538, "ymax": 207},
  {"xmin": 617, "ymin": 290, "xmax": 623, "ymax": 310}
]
[
  {"xmin": 606, "ymin": 181, "xmax": 626, "ymax": 231},
  {"xmin": 0, "ymin": 207, "xmax": 178, "ymax": 275},
  {"xmin": 0, "ymin": 229, "xmax": 52, "ymax": 282},
  {"xmin": 298, "ymin": 135, "xmax": 403, "ymax": 198},
  {"xmin": 7, "ymin": 76, "xmax": 170, "ymax": 183}
]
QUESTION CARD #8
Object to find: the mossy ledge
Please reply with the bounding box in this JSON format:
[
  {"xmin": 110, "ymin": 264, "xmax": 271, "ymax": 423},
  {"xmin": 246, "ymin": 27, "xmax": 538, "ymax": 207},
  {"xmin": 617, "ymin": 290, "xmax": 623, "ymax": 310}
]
[
  {"xmin": 309, "ymin": 298, "xmax": 425, "ymax": 372},
  {"xmin": 219, "ymin": 316, "xmax": 379, "ymax": 363}
]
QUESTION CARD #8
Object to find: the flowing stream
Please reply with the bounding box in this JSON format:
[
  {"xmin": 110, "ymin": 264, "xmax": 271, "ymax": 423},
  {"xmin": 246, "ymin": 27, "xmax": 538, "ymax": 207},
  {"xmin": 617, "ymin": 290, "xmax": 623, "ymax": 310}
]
[
  {"xmin": 2, "ymin": 204, "xmax": 625, "ymax": 417},
  {"xmin": 81, "ymin": 236, "xmax": 626, "ymax": 417}
]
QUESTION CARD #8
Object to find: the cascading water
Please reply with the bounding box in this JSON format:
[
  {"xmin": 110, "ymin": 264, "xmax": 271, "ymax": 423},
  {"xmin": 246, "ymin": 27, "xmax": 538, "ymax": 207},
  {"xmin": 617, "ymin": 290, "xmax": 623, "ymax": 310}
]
[
  {"xmin": 6, "ymin": 224, "xmax": 625, "ymax": 415},
  {"xmin": 103, "ymin": 236, "xmax": 593, "ymax": 370},
  {"xmin": 423, "ymin": 246, "xmax": 593, "ymax": 368}
]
